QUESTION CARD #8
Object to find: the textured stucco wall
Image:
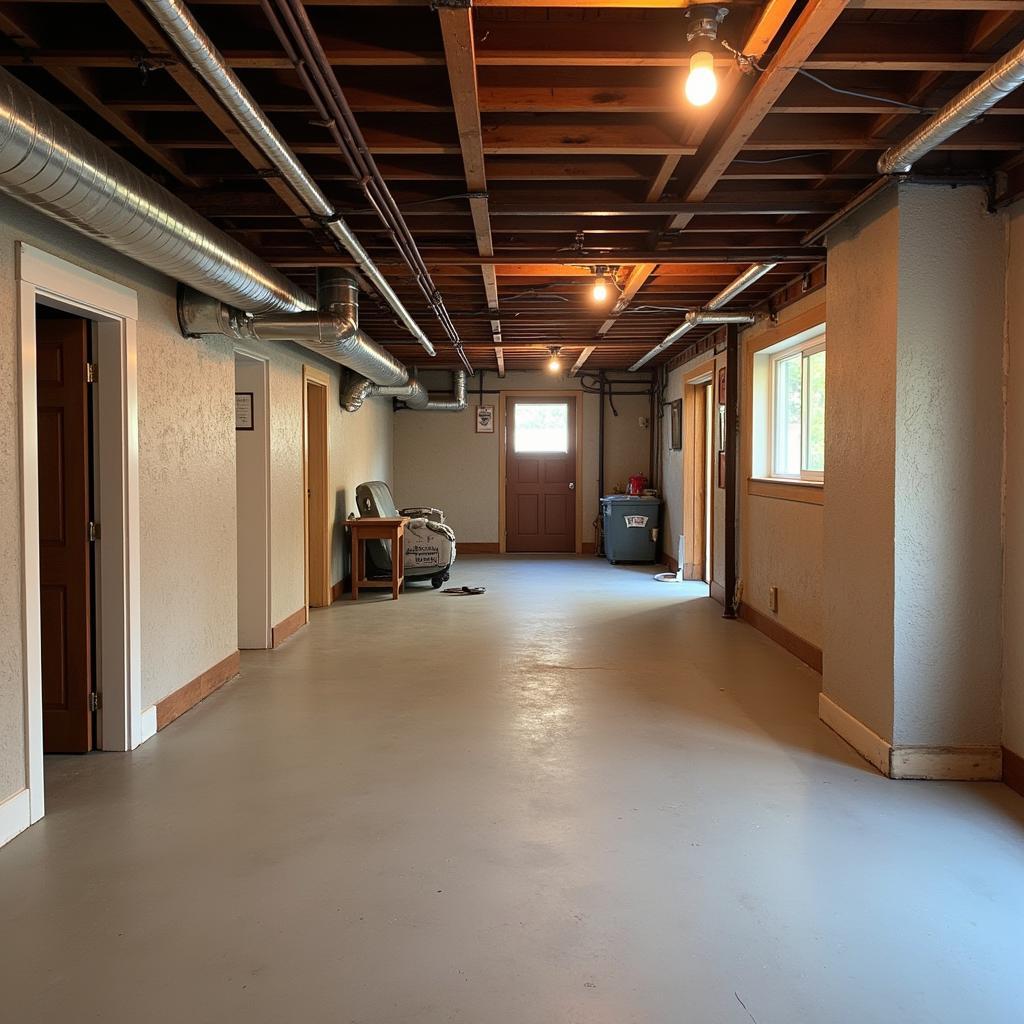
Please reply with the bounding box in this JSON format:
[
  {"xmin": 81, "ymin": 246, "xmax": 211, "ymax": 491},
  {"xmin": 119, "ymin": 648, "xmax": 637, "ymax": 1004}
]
[
  {"xmin": 740, "ymin": 291, "xmax": 826, "ymax": 649},
  {"xmin": 1003, "ymin": 202, "xmax": 1024, "ymax": 758},
  {"xmin": 393, "ymin": 370, "xmax": 650, "ymax": 546},
  {"xmin": 822, "ymin": 187, "xmax": 899, "ymax": 741},
  {"xmin": 0, "ymin": 193, "xmax": 393, "ymax": 804},
  {"xmin": 892, "ymin": 185, "xmax": 1004, "ymax": 747}
]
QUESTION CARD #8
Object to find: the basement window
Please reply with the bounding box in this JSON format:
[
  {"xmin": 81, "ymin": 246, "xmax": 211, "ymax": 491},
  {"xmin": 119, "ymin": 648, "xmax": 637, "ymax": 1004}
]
[
  {"xmin": 513, "ymin": 403, "xmax": 569, "ymax": 453},
  {"xmin": 752, "ymin": 325, "xmax": 826, "ymax": 484}
]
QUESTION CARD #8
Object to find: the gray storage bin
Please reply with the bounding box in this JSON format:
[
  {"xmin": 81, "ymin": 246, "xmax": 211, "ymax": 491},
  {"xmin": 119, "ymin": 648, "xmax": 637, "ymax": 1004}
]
[{"xmin": 601, "ymin": 495, "xmax": 661, "ymax": 564}]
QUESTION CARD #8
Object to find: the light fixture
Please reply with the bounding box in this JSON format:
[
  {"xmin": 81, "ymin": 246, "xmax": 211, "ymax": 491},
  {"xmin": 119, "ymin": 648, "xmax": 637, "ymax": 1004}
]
[
  {"xmin": 684, "ymin": 5, "xmax": 728, "ymax": 108},
  {"xmin": 547, "ymin": 345, "xmax": 563, "ymax": 374},
  {"xmin": 591, "ymin": 266, "xmax": 616, "ymax": 304}
]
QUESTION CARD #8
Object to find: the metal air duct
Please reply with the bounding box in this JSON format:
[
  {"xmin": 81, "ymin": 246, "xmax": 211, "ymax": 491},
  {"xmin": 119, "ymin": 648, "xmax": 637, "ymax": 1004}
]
[
  {"xmin": 138, "ymin": 0, "xmax": 436, "ymax": 357},
  {"xmin": 342, "ymin": 371, "xmax": 468, "ymax": 413},
  {"xmin": 878, "ymin": 37, "xmax": 1024, "ymax": 175},
  {"xmin": 629, "ymin": 263, "xmax": 775, "ymax": 371},
  {"xmin": 0, "ymin": 67, "xmax": 311, "ymax": 314}
]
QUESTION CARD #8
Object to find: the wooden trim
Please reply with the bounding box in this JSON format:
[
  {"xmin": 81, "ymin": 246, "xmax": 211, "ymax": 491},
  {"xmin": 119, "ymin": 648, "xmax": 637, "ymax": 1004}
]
[
  {"xmin": 459, "ymin": 542, "xmax": 501, "ymax": 553},
  {"xmin": 272, "ymin": 606, "xmax": 307, "ymax": 648},
  {"xmin": 710, "ymin": 580, "xmax": 726, "ymax": 605},
  {"xmin": 582, "ymin": 541, "xmax": 597, "ymax": 555},
  {"xmin": 747, "ymin": 477, "xmax": 825, "ymax": 505},
  {"xmin": 330, "ymin": 578, "xmax": 347, "ymax": 602},
  {"xmin": 819, "ymin": 692, "xmax": 891, "ymax": 776},
  {"xmin": 302, "ymin": 366, "xmax": 331, "ymax": 611},
  {"xmin": 1003, "ymin": 746, "xmax": 1024, "ymax": 799},
  {"xmin": 661, "ymin": 549, "xmax": 678, "ymax": 572},
  {"xmin": 739, "ymin": 602, "xmax": 823, "ymax": 673},
  {"xmin": 682, "ymin": 358, "xmax": 716, "ymax": 582},
  {"xmin": 0, "ymin": 789, "xmax": 31, "ymax": 850},
  {"xmin": 498, "ymin": 390, "xmax": 584, "ymax": 555},
  {"xmin": 156, "ymin": 650, "xmax": 241, "ymax": 731},
  {"xmin": 890, "ymin": 747, "xmax": 1001, "ymax": 782}
]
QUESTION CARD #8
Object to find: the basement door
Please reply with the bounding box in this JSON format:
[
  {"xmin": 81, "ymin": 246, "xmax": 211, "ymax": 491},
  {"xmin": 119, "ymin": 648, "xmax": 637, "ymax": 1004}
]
[
  {"xmin": 505, "ymin": 396, "xmax": 577, "ymax": 552},
  {"xmin": 36, "ymin": 310, "xmax": 95, "ymax": 753}
]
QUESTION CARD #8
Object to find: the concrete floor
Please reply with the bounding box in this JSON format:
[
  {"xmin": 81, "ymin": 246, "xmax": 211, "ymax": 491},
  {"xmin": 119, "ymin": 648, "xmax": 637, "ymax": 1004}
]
[{"xmin": 2, "ymin": 556, "xmax": 1023, "ymax": 1023}]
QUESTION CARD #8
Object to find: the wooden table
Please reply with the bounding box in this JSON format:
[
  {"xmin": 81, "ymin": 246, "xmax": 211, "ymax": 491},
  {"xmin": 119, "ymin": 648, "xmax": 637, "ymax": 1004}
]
[{"xmin": 345, "ymin": 516, "xmax": 408, "ymax": 601}]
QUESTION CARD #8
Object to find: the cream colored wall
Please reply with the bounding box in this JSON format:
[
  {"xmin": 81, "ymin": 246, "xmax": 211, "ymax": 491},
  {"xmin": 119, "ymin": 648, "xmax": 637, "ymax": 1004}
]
[
  {"xmin": 393, "ymin": 370, "xmax": 651, "ymax": 546},
  {"xmin": 0, "ymin": 194, "xmax": 393, "ymax": 805},
  {"xmin": 1003, "ymin": 201, "xmax": 1024, "ymax": 759},
  {"xmin": 740, "ymin": 291, "xmax": 826, "ymax": 649},
  {"xmin": 822, "ymin": 187, "xmax": 900, "ymax": 740}
]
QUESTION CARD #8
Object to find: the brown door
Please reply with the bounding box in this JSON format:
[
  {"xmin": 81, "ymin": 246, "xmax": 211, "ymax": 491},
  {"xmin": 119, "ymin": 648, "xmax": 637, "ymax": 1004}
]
[
  {"xmin": 304, "ymin": 376, "xmax": 330, "ymax": 607},
  {"xmin": 506, "ymin": 396, "xmax": 576, "ymax": 552},
  {"xmin": 36, "ymin": 312, "xmax": 94, "ymax": 753}
]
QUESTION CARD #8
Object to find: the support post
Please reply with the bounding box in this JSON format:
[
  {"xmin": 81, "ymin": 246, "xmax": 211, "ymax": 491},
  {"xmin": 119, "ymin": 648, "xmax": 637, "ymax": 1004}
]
[{"xmin": 723, "ymin": 324, "xmax": 739, "ymax": 619}]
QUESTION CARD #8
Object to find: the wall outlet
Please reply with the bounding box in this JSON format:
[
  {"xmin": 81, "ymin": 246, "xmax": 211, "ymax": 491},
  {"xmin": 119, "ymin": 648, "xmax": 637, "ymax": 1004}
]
[{"xmin": 768, "ymin": 586, "xmax": 778, "ymax": 612}]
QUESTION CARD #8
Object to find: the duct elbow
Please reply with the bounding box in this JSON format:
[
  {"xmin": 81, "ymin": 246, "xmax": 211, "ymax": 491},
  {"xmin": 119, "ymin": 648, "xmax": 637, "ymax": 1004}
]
[
  {"xmin": 877, "ymin": 152, "xmax": 912, "ymax": 176},
  {"xmin": 341, "ymin": 377, "xmax": 375, "ymax": 413}
]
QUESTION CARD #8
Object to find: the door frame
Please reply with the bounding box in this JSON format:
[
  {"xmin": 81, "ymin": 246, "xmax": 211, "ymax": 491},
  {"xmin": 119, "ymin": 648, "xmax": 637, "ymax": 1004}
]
[
  {"xmin": 234, "ymin": 349, "xmax": 272, "ymax": 648},
  {"xmin": 498, "ymin": 390, "xmax": 583, "ymax": 555},
  {"xmin": 682, "ymin": 359, "xmax": 716, "ymax": 581},
  {"xmin": 302, "ymin": 365, "xmax": 331, "ymax": 609},
  {"xmin": 17, "ymin": 243, "xmax": 146, "ymax": 828}
]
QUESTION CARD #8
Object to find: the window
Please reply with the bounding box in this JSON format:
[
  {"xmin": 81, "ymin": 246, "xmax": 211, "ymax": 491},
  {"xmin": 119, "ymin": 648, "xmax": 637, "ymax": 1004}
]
[
  {"xmin": 752, "ymin": 325, "xmax": 826, "ymax": 484},
  {"xmin": 513, "ymin": 402, "xmax": 569, "ymax": 453}
]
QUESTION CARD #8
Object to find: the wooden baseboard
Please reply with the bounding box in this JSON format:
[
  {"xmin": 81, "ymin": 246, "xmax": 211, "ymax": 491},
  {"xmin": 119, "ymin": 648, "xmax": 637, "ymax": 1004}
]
[
  {"xmin": 819, "ymin": 693, "xmax": 1003, "ymax": 780},
  {"xmin": 661, "ymin": 551, "xmax": 678, "ymax": 573},
  {"xmin": 1004, "ymin": 746, "xmax": 1024, "ymax": 799},
  {"xmin": 156, "ymin": 650, "xmax": 241, "ymax": 731},
  {"xmin": 458, "ymin": 542, "xmax": 500, "ymax": 554},
  {"xmin": 582, "ymin": 541, "xmax": 597, "ymax": 555},
  {"xmin": 0, "ymin": 788, "xmax": 31, "ymax": 849},
  {"xmin": 710, "ymin": 580, "xmax": 726, "ymax": 605},
  {"xmin": 819, "ymin": 693, "xmax": 891, "ymax": 775},
  {"xmin": 272, "ymin": 606, "xmax": 307, "ymax": 648},
  {"xmin": 330, "ymin": 577, "xmax": 352, "ymax": 603},
  {"xmin": 739, "ymin": 603, "xmax": 822, "ymax": 673}
]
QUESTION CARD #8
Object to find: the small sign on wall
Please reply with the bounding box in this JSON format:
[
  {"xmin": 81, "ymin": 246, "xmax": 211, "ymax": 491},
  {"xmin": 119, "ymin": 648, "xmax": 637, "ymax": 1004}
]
[
  {"xmin": 235, "ymin": 391, "xmax": 254, "ymax": 431},
  {"xmin": 476, "ymin": 404, "xmax": 495, "ymax": 433}
]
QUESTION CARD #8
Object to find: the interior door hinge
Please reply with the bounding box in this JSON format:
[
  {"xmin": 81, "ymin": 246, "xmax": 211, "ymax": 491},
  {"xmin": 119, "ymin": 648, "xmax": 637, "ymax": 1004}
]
[
  {"xmin": 88, "ymin": 521, "xmax": 101, "ymax": 542},
  {"xmin": 88, "ymin": 692, "xmax": 101, "ymax": 713},
  {"xmin": 86, "ymin": 362, "xmax": 98, "ymax": 384}
]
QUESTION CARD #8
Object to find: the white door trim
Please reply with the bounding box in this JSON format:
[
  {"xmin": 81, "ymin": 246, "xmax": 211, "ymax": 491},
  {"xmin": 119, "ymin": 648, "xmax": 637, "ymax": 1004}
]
[{"xmin": 17, "ymin": 243, "xmax": 145, "ymax": 827}]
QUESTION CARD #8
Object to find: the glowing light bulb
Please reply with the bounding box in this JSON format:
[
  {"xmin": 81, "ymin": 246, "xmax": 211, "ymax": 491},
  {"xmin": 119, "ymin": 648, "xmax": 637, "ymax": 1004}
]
[
  {"xmin": 593, "ymin": 276, "xmax": 609, "ymax": 303},
  {"xmin": 685, "ymin": 50, "xmax": 717, "ymax": 107},
  {"xmin": 548, "ymin": 356, "xmax": 561, "ymax": 373}
]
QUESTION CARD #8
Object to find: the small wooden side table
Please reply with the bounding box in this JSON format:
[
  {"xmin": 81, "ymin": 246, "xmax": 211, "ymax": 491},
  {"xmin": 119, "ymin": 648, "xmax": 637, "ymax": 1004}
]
[{"xmin": 345, "ymin": 516, "xmax": 409, "ymax": 601}]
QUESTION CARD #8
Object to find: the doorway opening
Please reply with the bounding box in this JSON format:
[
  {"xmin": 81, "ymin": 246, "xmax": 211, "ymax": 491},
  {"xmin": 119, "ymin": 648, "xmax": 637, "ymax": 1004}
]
[
  {"xmin": 35, "ymin": 307, "xmax": 97, "ymax": 753},
  {"xmin": 503, "ymin": 394, "xmax": 579, "ymax": 553},
  {"xmin": 303, "ymin": 367, "xmax": 331, "ymax": 609},
  {"xmin": 235, "ymin": 352, "xmax": 271, "ymax": 649},
  {"xmin": 703, "ymin": 380, "xmax": 714, "ymax": 586}
]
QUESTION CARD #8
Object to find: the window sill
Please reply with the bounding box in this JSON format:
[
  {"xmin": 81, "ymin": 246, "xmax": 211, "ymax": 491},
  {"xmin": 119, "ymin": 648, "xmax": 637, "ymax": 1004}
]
[{"xmin": 747, "ymin": 477, "xmax": 824, "ymax": 505}]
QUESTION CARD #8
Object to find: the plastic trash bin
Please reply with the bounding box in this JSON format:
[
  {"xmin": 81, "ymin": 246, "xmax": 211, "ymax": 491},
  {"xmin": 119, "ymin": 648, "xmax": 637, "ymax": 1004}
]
[{"xmin": 601, "ymin": 495, "xmax": 661, "ymax": 563}]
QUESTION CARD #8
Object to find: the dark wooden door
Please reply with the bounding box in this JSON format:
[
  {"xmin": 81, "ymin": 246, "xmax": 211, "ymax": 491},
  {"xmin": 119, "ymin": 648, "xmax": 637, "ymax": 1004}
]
[
  {"xmin": 506, "ymin": 396, "xmax": 576, "ymax": 552},
  {"xmin": 36, "ymin": 313, "xmax": 94, "ymax": 753}
]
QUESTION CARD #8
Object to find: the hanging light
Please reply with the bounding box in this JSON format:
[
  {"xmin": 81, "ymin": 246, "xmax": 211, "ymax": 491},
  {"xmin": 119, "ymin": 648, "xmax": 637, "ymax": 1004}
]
[
  {"xmin": 593, "ymin": 273, "xmax": 609, "ymax": 303},
  {"xmin": 683, "ymin": 5, "xmax": 728, "ymax": 108},
  {"xmin": 592, "ymin": 266, "xmax": 617, "ymax": 304},
  {"xmin": 685, "ymin": 50, "xmax": 718, "ymax": 107},
  {"xmin": 547, "ymin": 345, "xmax": 563, "ymax": 374}
]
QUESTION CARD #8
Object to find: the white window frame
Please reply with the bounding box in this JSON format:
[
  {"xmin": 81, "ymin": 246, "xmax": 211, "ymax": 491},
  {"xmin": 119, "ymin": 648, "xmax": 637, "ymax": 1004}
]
[
  {"xmin": 751, "ymin": 323, "xmax": 826, "ymax": 486},
  {"xmin": 768, "ymin": 335, "xmax": 826, "ymax": 483}
]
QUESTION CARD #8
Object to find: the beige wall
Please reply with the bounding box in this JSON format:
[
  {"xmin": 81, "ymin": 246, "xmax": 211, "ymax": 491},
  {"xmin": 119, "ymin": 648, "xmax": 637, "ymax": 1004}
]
[
  {"xmin": 1002, "ymin": 201, "xmax": 1024, "ymax": 759},
  {"xmin": 0, "ymin": 194, "xmax": 393, "ymax": 805},
  {"xmin": 393, "ymin": 369, "xmax": 652, "ymax": 547},
  {"xmin": 740, "ymin": 291, "xmax": 827, "ymax": 649}
]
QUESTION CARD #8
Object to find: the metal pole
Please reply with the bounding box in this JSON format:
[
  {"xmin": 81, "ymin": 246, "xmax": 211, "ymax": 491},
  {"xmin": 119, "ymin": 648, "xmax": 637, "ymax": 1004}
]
[{"xmin": 723, "ymin": 324, "xmax": 740, "ymax": 619}]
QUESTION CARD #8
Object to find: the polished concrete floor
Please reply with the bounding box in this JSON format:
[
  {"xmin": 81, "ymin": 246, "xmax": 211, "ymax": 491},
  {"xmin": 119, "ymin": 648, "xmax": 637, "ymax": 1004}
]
[{"xmin": 2, "ymin": 556, "xmax": 1023, "ymax": 1023}]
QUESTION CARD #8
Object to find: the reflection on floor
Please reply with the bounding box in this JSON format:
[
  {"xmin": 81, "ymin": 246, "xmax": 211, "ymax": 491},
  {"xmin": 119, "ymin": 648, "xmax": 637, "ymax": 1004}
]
[{"xmin": 2, "ymin": 556, "xmax": 1023, "ymax": 1023}]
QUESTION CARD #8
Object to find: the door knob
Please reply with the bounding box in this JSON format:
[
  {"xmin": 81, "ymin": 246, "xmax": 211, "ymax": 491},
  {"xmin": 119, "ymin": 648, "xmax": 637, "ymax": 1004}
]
[{"xmin": 568, "ymin": 482, "xmax": 575, "ymax": 490}]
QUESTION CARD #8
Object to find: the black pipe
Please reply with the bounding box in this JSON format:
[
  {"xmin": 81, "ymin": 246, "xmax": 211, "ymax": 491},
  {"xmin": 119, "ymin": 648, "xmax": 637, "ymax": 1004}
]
[{"xmin": 723, "ymin": 323, "xmax": 740, "ymax": 620}]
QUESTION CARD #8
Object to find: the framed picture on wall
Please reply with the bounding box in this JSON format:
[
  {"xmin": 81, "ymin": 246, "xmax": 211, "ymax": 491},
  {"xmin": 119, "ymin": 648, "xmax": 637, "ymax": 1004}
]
[
  {"xmin": 717, "ymin": 366, "xmax": 727, "ymax": 406},
  {"xmin": 476, "ymin": 404, "xmax": 495, "ymax": 433},
  {"xmin": 235, "ymin": 392, "xmax": 254, "ymax": 431},
  {"xmin": 669, "ymin": 399, "xmax": 682, "ymax": 450}
]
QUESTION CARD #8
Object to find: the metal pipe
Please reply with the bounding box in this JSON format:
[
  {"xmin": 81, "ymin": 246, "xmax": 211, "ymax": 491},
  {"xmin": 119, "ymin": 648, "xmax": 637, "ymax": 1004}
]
[
  {"xmin": 138, "ymin": 0, "xmax": 436, "ymax": 356},
  {"xmin": 343, "ymin": 371, "xmax": 468, "ymax": 413},
  {"xmin": 0, "ymin": 67, "xmax": 311, "ymax": 314},
  {"xmin": 629, "ymin": 264, "xmax": 774, "ymax": 371},
  {"xmin": 879, "ymin": 37, "xmax": 1024, "ymax": 174}
]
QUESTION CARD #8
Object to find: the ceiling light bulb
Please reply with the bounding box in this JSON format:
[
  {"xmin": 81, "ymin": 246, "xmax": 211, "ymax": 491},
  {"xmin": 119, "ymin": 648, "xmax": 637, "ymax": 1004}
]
[
  {"xmin": 547, "ymin": 346, "xmax": 562, "ymax": 374},
  {"xmin": 685, "ymin": 50, "xmax": 717, "ymax": 107},
  {"xmin": 593, "ymin": 276, "xmax": 609, "ymax": 303}
]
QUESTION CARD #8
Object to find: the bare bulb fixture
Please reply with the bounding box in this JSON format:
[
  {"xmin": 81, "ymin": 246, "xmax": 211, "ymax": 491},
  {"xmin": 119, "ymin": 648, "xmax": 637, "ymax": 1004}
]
[
  {"xmin": 547, "ymin": 346, "xmax": 562, "ymax": 374},
  {"xmin": 685, "ymin": 50, "xmax": 717, "ymax": 107},
  {"xmin": 592, "ymin": 275, "xmax": 609, "ymax": 303},
  {"xmin": 683, "ymin": 5, "xmax": 728, "ymax": 108}
]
